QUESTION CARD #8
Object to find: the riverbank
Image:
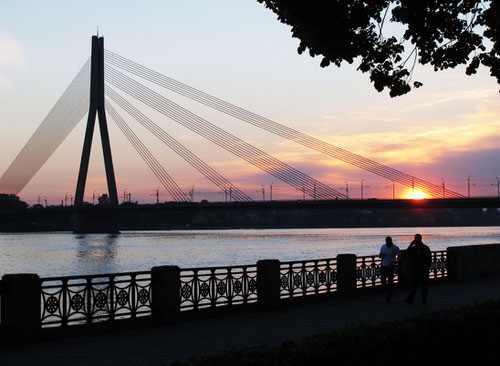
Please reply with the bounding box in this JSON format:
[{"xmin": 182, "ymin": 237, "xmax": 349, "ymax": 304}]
[
  {"xmin": 3, "ymin": 276, "xmax": 500, "ymax": 366},
  {"xmin": 1, "ymin": 198, "xmax": 500, "ymax": 232}
]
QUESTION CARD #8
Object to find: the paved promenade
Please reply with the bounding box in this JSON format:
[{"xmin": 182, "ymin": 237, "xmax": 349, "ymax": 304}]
[{"xmin": 4, "ymin": 277, "xmax": 500, "ymax": 366}]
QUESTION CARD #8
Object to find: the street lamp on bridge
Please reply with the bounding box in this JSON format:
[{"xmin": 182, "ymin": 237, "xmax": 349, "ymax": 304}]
[{"xmin": 468, "ymin": 176, "xmax": 472, "ymax": 198}]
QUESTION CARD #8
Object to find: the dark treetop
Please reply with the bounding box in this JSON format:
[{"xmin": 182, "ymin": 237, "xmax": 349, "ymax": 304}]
[{"xmin": 257, "ymin": 0, "xmax": 499, "ymax": 97}]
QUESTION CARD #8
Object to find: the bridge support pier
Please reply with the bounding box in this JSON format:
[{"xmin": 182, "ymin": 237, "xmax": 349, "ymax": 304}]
[{"xmin": 74, "ymin": 35, "xmax": 119, "ymax": 209}]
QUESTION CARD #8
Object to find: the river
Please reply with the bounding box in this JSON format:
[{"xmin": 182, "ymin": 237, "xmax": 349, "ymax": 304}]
[{"xmin": 1, "ymin": 226, "xmax": 500, "ymax": 277}]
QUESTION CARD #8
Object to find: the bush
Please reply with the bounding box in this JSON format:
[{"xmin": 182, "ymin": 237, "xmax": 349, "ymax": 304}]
[{"xmin": 171, "ymin": 300, "xmax": 500, "ymax": 365}]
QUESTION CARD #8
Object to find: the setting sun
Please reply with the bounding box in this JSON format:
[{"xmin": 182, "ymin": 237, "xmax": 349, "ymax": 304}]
[{"xmin": 404, "ymin": 190, "xmax": 429, "ymax": 200}]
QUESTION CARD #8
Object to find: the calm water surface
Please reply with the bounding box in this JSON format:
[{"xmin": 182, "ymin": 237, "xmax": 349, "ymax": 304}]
[{"xmin": 1, "ymin": 227, "xmax": 500, "ymax": 277}]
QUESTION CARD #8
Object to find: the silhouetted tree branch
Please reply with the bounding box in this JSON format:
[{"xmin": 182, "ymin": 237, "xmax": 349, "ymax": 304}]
[{"xmin": 257, "ymin": 0, "xmax": 499, "ymax": 97}]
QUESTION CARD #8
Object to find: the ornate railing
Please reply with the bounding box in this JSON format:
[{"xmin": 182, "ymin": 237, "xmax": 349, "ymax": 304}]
[
  {"xmin": 0, "ymin": 249, "xmax": 451, "ymax": 331},
  {"xmin": 356, "ymin": 255, "xmax": 387, "ymax": 288},
  {"xmin": 179, "ymin": 265, "xmax": 257, "ymax": 311},
  {"xmin": 280, "ymin": 258, "xmax": 337, "ymax": 299},
  {"xmin": 429, "ymin": 250, "xmax": 447, "ymax": 279},
  {"xmin": 40, "ymin": 271, "xmax": 152, "ymax": 327}
]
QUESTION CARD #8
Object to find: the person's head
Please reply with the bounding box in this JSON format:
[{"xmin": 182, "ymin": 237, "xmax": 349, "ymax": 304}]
[
  {"xmin": 414, "ymin": 234, "xmax": 422, "ymax": 244},
  {"xmin": 385, "ymin": 236, "xmax": 393, "ymax": 247}
]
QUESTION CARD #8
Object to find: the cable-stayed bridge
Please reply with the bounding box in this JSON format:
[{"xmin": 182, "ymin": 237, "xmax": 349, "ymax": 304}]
[{"xmin": 0, "ymin": 36, "xmax": 465, "ymax": 205}]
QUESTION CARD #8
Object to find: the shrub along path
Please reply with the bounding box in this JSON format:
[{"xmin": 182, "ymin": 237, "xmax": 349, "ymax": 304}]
[{"xmin": 4, "ymin": 277, "xmax": 500, "ymax": 366}]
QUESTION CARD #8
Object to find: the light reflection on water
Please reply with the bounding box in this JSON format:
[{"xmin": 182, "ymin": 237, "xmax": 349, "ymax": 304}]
[{"xmin": 1, "ymin": 226, "xmax": 500, "ymax": 277}]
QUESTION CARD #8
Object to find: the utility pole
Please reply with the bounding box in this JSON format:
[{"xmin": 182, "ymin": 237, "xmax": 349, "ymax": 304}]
[
  {"xmin": 468, "ymin": 175, "xmax": 472, "ymax": 198},
  {"xmin": 75, "ymin": 36, "xmax": 118, "ymax": 206}
]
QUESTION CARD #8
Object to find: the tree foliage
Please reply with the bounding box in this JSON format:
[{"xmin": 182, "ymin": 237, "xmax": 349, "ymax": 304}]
[{"xmin": 257, "ymin": 0, "xmax": 499, "ymax": 97}]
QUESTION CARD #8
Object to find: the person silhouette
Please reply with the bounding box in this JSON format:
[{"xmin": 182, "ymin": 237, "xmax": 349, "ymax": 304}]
[
  {"xmin": 379, "ymin": 236, "xmax": 400, "ymax": 303},
  {"xmin": 405, "ymin": 234, "xmax": 432, "ymax": 304}
]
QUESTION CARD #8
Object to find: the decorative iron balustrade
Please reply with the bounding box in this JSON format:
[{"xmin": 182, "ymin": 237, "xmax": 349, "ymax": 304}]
[
  {"xmin": 356, "ymin": 255, "xmax": 385, "ymax": 288},
  {"xmin": 180, "ymin": 265, "xmax": 257, "ymax": 311},
  {"xmin": 40, "ymin": 271, "xmax": 151, "ymax": 327},
  {"xmin": 4, "ymin": 249, "xmax": 449, "ymax": 330},
  {"xmin": 429, "ymin": 250, "xmax": 447, "ymax": 279},
  {"xmin": 280, "ymin": 258, "xmax": 337, "ymax": 299}
]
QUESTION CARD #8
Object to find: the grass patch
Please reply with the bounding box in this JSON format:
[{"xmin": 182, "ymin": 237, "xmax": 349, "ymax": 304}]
[{"xmin": 171, "ymin": 300, "xmax": 500, "ymax": 365}]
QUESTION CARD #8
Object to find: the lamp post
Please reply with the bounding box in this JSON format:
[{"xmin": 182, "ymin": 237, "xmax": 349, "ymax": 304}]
[
  {"xmin": 497, "ymin": 177, "xmax": 499, "ymax": 198},
  {"xmin": 123, "ymin": 189, "xmax": 127, "ymax": 203},
  {"xmin": 468, "ymin": 176, "xmax": 472, "ymax": 198},
  {"xmin": 361, "ymin": 179, "xmax": 364, "ymax": 200},
  {"xmin": 270, "ymin": 182, "xmax": 273, "ymax": 201},
  {"xmin": 441, "ymin": 178, "xmax": 445, "ymax": 199},
  {"xmin": 345, "ymin": 181, "xmax": 349, "ymax": 199},
  {"xmin": 261, "ymin": 185, "xmax": 265, "ymax": 201}
]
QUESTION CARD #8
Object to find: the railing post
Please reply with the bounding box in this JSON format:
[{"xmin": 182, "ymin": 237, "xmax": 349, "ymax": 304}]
[
  {"xmin": 257, "ymin": 260, "xmax": 280, "ymax": 309},
  {"xmin": 1, "ymin": 273, "xmax": 40, "ymax": 343},
  {"xmin": 151, "ymin": 266, "xmax": 180, "ymax": 323},
  {"xmin": 336, "ymin": 254, "xmax": 357, "ymax": 296},
  {"xmin": 447, "ymin": 246, "xmax": 476, "ymax": 281}
]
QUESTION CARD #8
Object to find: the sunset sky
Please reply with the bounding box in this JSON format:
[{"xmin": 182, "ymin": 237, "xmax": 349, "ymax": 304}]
[{"xmin": 0, "ymin": 1, "xmax": 498, "ymax": 205}]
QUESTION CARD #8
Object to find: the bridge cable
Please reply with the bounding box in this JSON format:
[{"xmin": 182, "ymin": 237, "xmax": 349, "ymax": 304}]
[
  {"xmin": 106, "ymin": 86, "xmax": 253, "ymax": 202},
  {"xmin": 0, "ymin": 59, "xmax": 91, "ymax": 194},
  {"xmin": 105, "ymin": 100, "xmax": 188, "ymax": 202},
  {"xmin": 104, "ymin": 65, "xmax": 346, "ymax": 200},
  {"xmin": 107, "ymin": 70, "xmax": 345, "ymax": 199},
  {"xmin": 104, "ymin": 50, "xmax": 463, "ymax": 199},
  {"xmin": 107, "ymin": 67, "xmax": 346, "ymax": 202},
  {"xmin": 104, "ymin": 50, "xmax": 446, "ymax": 196}
]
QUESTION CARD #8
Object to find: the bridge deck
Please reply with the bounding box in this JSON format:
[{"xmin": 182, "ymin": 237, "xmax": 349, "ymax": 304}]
[{"xmin": 3, "ymin": 276, "xmax": 500, "ymax": 365}]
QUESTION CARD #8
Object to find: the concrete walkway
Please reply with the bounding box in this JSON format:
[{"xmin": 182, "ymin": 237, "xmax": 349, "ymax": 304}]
[{"xmin": 4, "ymin": 277, "xmax": 500, "ymax": 366}]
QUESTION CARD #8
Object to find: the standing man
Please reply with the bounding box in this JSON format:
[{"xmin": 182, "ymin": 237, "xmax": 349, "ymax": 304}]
[
  {"xmin": 405, "ymin": 234, "xmax": 432, "ymax": 304},
  {"xmin": 379, "ymin": 236, "xmax": 400, "ymax": 303}
]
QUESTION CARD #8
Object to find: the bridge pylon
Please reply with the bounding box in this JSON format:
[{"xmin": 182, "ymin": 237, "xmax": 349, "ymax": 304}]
[{"xmin": 74, "ymin": 36, "xmax": 119, "ymax": 206}]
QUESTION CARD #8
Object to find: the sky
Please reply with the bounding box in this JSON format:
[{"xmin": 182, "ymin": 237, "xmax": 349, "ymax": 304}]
[{"xmin": 0, "ymin": 0, "xmax": 498, "ymax": 205}]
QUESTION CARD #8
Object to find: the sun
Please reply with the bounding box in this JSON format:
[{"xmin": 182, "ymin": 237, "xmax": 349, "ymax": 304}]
[{"xmin": 404, "ymin": 190, "xmax": 428, "ymax": 200}]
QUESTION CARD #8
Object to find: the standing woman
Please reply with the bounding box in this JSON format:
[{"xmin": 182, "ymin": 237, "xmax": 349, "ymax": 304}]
[
  {"xmin": 379, "ymin": 236, "xmax": 400, "ymax": 303},
  {"xmin": 405, "ymin": 234, "xmax": 432, "ymax": 304}
]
